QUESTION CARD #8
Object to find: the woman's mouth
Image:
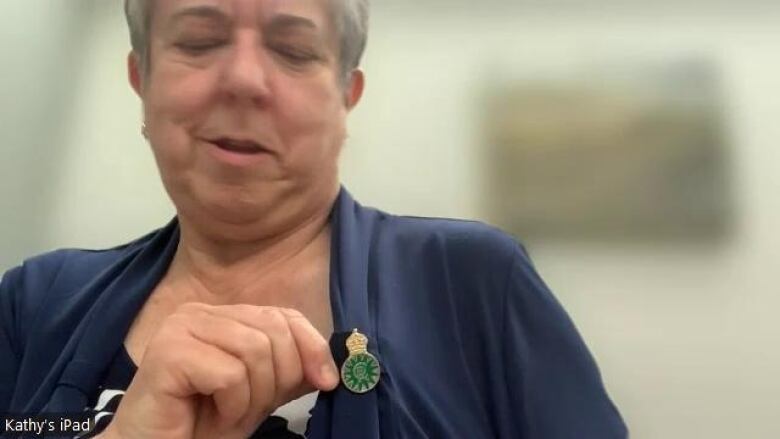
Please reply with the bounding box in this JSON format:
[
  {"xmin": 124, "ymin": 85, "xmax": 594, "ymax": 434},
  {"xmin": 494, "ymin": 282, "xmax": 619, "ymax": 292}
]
[
  {"xmin": 211, "ymin": 138, "xmax": 266, "ymax": 154},
  {"xmin": 204, "ymin": 137, "xmax": 274, "ymax": 167}
]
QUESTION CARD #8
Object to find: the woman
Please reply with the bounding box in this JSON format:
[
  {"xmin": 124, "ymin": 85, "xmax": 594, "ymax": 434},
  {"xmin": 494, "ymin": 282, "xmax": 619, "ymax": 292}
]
[{"xmin": 0, "ymin": 0, "xmax": 627, "ymax": 438}]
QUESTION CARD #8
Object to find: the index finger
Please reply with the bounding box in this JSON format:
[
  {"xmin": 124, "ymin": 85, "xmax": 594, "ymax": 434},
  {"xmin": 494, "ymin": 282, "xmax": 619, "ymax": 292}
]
[{"xmin": 280, "ymin": 309, "xmax": 339, "ymax": 391}]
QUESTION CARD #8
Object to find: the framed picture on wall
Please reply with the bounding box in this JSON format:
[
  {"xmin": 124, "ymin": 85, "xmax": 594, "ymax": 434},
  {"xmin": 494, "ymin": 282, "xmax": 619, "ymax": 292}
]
[{"xmin": 484, "ymin": 57, "xmax": 733, "ymax": 243}]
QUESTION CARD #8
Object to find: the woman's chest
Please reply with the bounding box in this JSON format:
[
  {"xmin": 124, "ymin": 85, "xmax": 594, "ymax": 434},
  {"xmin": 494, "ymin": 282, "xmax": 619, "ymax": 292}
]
[{"xmin": 124, "ymin": 272, "xmax": 333, "ymax": 366}]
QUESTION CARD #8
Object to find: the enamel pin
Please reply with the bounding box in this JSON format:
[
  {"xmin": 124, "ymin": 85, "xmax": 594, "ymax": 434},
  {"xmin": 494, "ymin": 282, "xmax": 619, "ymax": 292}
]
[{"xmin": 341, "ymin": 329, "xmax": 381, "ymax": 394}]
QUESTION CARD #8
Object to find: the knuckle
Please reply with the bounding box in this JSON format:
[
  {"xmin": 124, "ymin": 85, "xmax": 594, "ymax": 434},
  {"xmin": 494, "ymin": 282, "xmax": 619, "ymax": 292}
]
[
  {"xmin": 233, "ymin": 325, "xmax": 256, "ymax": 349},
  {"xmin": 252, "ymin": 331, "xmax": 273, "ymax": 354},
  {"xmin": 235, "ymin": 327, "xmax": 269, "ymax": 357},
  {"xmin": 279, "ymin": 307, "xmax": 304, "ymax": 319},
  {"xmin": 262, "ymin": 308, "xmax": 287, "ymax": 328},
  {"xmin": 218, "ymin": 362, "xmax": 247, "ymax": 389}
]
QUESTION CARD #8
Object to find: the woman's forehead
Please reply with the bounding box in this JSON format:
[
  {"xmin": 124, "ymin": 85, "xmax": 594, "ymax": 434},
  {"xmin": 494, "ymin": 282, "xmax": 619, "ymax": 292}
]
[{"xmin": 154, "ymin": 0, "xmax": 332, "ymax": 30}]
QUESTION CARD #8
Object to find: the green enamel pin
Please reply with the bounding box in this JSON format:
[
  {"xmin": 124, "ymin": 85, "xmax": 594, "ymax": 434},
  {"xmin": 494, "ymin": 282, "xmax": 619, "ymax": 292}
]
[{"xmin": 340, "ymin": 329, "xmax": 381, "ymax": 394}]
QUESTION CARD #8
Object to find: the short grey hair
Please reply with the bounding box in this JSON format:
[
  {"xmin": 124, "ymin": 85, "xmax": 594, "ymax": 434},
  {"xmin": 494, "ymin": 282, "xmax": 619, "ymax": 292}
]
[{"xmin": 124, "ymin": 0, "xmax": 369, "ymax": 84}]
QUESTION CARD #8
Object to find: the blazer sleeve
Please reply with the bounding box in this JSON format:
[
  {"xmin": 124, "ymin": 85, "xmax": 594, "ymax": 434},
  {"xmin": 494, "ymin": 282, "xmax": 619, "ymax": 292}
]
[
  {"xmin": 0, "ymin": 266, "xmax": 21, "ymax": 414},
  {"xmin": 502, "ymin": 245, "xmax": 628, "ymax": 438}
]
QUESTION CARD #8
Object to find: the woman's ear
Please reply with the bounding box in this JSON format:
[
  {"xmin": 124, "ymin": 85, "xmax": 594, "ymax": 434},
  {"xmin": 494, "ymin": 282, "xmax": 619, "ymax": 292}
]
[
  {"xmin": 128, "ymin": 51, "xmax": 144, "ymax": 97},
  {"xmin": 344, "ymin": 69, "xmax": 365, "ymax": 111}
]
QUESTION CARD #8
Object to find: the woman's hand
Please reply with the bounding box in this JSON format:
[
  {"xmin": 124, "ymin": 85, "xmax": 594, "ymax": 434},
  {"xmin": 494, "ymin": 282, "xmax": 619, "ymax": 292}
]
[{"xmin": 100, "ymin": 303, "xmax": 338, "ymax": 439}]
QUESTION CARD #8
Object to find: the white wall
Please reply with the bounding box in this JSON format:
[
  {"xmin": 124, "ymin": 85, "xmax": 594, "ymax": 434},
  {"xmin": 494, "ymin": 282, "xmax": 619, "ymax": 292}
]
[
  {"xmin": 48, "ymin": 1, "xmax": 175, "ymax": 249},
  {"xmin": 4, "ymin": 2, "xmax": 780, "ymax": 438},
  {"xmin": 0, "ymin": 1, "xmax": 87, "ymax": 268}
]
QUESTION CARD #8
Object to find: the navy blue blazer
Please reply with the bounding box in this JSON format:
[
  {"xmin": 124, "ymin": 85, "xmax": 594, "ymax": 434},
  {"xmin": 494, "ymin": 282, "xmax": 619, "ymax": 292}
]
[{"xmin": 0, "ymin": 188, "xmax": 626, "ymax": 438}]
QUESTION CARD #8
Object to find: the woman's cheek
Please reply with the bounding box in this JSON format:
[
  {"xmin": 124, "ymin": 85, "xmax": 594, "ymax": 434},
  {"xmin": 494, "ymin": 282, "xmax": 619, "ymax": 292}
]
[
  {"xmin": 283, "ymin": 83, "xmax": 345, "ymax": 139},
  {"xmin": 150, "ymin": 66, "xmax": 216, "ymax": 118}
]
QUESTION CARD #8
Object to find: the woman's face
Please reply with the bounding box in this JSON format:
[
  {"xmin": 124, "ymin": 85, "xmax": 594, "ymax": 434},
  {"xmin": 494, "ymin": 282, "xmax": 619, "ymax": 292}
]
[{"xmin": 130, "ymin": 0, "xmax": 362, "ymax": 235}]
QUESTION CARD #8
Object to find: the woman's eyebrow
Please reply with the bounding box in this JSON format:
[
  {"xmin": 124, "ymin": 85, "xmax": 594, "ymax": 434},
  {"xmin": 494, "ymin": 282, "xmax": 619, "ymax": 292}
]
[
  {"xmin": 167, "ymin": 5, "xmax": 232, "ymax": 28},
  {"xmin": 264, "ymin": 14, "xmax": 319, "ymax": 35}
]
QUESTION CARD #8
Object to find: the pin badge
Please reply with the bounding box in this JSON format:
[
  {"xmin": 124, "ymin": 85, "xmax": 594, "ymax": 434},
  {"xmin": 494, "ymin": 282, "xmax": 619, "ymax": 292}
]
[{"xmin": 340, "ymin": 329, "xmax": 381, "ymax": 394}]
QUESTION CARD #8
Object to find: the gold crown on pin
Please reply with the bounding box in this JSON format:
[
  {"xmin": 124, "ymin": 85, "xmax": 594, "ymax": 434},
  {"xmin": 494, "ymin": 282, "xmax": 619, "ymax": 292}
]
[{"xmin": 346, "ymin": 329, "xmax": 369, "ymax": 355}]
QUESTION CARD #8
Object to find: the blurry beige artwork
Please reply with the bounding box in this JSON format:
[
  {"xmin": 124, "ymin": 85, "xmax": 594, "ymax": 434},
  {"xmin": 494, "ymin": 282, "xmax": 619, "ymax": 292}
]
[{"xmin": 485, "ymin": 59, "xmax": 732, "ymax": 242}]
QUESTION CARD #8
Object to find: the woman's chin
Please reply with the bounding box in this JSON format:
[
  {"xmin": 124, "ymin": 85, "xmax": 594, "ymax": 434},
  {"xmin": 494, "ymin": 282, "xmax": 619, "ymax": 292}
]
[
  {"xmin": 195, "ymin": 199, "xmax": 272, "ymax": 226},
  {"xmin": 169, "ymin": 177, "xmax": 335, "ymax": 239}
]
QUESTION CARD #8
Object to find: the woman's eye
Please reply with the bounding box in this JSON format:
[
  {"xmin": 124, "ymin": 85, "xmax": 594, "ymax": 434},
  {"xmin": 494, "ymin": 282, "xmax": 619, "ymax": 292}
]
[
  {"xmin": 274, "ymin": 46, "xmax": 318, "ymax": 63},
  {"xmin": 175, "ymin": 40, "xmax": 225, "ymax": 55}
]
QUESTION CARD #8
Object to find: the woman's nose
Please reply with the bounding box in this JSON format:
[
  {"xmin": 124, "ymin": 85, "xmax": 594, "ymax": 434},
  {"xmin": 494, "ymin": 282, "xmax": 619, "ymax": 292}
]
[{"xmin": 220, "ymin": 37, "xmax": 271, "ymax": 106}]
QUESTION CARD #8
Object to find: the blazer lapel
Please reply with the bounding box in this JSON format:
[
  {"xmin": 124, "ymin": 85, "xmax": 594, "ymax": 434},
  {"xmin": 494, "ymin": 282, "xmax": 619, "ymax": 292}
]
[
  {"xmin": 308, "ymin": 188, "xmax": 387, "ymax": 439},
  {"xmin": 36, "ymin": 221, "xmax": 179, "ymax": 413}
]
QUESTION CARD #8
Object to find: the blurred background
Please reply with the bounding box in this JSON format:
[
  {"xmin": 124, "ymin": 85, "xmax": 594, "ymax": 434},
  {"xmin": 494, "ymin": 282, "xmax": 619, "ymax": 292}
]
[{"xmin": 2, "ymin": 1, "xmax": 780, "ymax": 437}]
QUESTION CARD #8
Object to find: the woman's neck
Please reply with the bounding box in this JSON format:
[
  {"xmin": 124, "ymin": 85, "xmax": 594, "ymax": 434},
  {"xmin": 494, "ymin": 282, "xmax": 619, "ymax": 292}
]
[{"xmin": 168, "ymin": 202, "xmax": 333, "ymax": 306}]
